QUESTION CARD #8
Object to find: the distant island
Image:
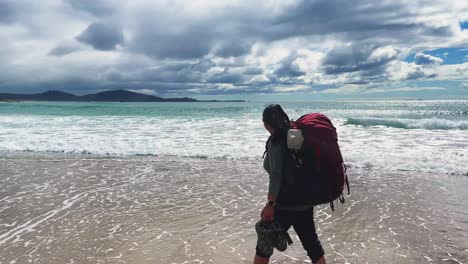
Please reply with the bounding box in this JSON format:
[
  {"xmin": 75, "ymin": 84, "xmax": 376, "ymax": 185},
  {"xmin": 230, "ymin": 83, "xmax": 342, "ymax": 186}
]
[{"xmin": 0, "ymin": 90, "xmax": 245, "ymax": 103}]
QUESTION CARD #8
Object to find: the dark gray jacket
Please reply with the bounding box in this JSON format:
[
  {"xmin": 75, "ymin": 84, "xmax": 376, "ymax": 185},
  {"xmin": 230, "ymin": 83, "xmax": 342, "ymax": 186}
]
[{"xmin": 263, "ymin": 139, "xmax": 314, "ymax": 210}]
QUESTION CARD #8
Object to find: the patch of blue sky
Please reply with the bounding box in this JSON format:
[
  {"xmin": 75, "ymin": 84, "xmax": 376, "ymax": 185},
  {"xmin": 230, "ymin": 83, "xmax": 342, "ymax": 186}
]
[
  {"xmin": 404, "ymin": 48, "xmax": 468, "ymax": 64},
  {"xmin": 460, "ymin": 21, "xmax": 468, "ymax": 29}
]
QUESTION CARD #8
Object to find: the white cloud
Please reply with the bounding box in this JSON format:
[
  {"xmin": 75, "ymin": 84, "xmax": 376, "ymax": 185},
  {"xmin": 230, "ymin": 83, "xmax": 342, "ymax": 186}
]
[
  {"xmin": 0, "ymin": 0, "xmax": 468, "ymax": 97},
  {"xmin": 369, "ymin": 47, "xmax": 399, "ymax": 64},
  {"xmin": 272, "ymin": 85, "xmax": 308, "ymax": 93},
  {"xmin": 431, "ymin": 62, "xmax": 468, "ymax": 80},
  {"xmin": 128, "ymin": 89, "xmax": 159, "ymax": 95},
  {"xmin": 414, "ymin": 52, "xmax": 443, "ymax": 65}
]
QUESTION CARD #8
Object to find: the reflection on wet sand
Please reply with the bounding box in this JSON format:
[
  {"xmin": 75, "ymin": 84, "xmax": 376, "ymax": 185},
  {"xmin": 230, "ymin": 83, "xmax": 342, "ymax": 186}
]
[{"xmin": 0, "ymin": 154, "xmax": 467, "ymax": 264}]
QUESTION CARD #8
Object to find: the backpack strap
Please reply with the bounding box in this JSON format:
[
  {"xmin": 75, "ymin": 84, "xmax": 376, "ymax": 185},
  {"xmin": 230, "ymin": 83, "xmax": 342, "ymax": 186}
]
[
  {"xmin": 344, "ymin": 164, "xmax": 350, "ymax": 195},
  {"xmin": 339, "ymin": 193, "xmax": 345, "ymax": 204},
  {"xmin": 289, "ymin": 150, "xmax": 302, "ymax": 168},
  {"xmin": 262, "ymin": 136, "xmax": 272, "ymax": 158}
]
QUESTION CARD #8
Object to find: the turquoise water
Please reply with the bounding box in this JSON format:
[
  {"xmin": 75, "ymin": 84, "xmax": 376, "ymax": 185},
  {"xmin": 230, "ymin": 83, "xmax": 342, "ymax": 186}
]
[
  {"xmin": 0, "ymin": 101, "xmax": 257, "ymax": 118},
  {"xmin": 0, "ymin": 100, "xmax": 467, "ymax": 175},
  {"xmin": 1, "ymin": 100, "xmax": 467, "ymax": 120}
]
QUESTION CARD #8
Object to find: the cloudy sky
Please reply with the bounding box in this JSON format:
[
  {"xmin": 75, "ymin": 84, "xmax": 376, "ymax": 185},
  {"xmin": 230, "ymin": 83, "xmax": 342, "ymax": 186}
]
[{"xmin": 1, "ymin": 0, "xmax": 468, "ymax": 100}]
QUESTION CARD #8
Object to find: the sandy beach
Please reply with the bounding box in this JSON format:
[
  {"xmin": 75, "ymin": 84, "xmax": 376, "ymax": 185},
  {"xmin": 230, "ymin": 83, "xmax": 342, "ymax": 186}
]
[{"xmin": 0, "ymin": 153, "xmax": 467, "ymax": 264}]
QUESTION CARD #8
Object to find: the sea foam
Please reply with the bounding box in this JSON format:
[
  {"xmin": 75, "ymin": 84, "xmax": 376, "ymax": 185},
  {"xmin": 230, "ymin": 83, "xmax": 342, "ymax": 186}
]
[
  {"xmin": 345, "ymin": 117, "xmax": 468, "ymax": 130},
  {"xmin": 1, "ymin": 101, "xmax": 467, "ymax": 176}
]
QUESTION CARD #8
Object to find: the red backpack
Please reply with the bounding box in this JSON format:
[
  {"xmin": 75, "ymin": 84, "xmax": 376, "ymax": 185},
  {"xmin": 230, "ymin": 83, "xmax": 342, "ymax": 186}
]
[{"xmin": 278, "ymin": 113, "xmax": 350, "ymax": 210}]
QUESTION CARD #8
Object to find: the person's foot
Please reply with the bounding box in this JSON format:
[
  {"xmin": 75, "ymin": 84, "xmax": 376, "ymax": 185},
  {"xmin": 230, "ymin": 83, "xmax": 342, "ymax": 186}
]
[
  {"xmin": 314, "ymin": 256, "xmax": 326, "ymax": 264},
  {"xmin": 253, "ymin": 255, "xmax": 269, "ymax": 264}
]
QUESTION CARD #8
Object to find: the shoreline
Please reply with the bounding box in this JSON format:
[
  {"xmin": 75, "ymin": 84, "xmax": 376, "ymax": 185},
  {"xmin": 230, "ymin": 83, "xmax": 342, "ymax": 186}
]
[
  {"xmin": 1, "ymin": 154, "xmax": 467, "ymax": 263},
  {"xmin": 0, "ymin": 150, "xmax": 264, "ymax": 163}
]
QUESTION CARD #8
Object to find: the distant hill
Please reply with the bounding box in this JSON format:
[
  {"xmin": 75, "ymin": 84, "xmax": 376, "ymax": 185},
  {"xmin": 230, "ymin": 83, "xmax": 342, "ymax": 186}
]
[
  {"xmin": 33, "ymin": 91, "xmax": 79, "ymax": 101},
  {"xmin": 81, "ymin": 90, "xmax": 166, "ymax": 102},
  {"xmin": 0, "ymin": 90, "xmax": 244, "ymax": 102}
]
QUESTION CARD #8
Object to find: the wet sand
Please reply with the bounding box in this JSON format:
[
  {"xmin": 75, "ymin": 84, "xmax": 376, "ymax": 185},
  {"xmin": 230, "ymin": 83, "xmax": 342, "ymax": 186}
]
[{"xmin": 1, "ymin": 153, "xmax": 467, "ymax": 264}]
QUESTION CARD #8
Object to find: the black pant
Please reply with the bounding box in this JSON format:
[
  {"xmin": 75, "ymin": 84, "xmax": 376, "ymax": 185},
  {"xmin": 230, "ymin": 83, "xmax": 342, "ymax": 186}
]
[{"xmin": 275, "ymin": 207, "xmax": 324, "ymax": 262}]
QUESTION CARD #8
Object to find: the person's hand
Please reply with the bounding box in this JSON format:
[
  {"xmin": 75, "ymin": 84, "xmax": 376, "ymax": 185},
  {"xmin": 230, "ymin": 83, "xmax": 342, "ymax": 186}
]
[{"xmin": 261, "ymin": 204, "xmax": 274, "ymax": 222}]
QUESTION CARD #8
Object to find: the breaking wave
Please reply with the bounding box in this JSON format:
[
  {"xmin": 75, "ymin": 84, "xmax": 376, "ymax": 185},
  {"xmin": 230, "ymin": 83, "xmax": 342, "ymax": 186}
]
[{"xmin": 345, "ymin": 117, "xmax": 468, "ymax": 130}]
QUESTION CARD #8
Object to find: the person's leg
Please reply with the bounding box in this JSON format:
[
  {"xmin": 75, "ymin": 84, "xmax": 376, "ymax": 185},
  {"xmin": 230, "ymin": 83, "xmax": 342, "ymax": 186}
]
[
  {"xmin": 274, "ymin": 208, "xmax": 293, "ymax": 232},
  {"xmin": 253, "ymin": 255, "xmax": 269, "ymax": 264},
  {"xmin": 291, "ymin": 208, "xmax": 325, "ymax": 264},
  {"xmin": 253, "ymin": 208, "xmax": 293, "ymax": 264},
  {"xmin": 313, "ymin": 255, "xmax": 326, "ymax": 264}
]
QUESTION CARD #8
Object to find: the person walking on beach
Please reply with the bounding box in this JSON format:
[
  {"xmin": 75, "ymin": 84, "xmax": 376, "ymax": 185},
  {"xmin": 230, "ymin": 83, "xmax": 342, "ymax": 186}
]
[{"xmin": 253, "ymin": 104, "xmax": 327, "ymax": 264}]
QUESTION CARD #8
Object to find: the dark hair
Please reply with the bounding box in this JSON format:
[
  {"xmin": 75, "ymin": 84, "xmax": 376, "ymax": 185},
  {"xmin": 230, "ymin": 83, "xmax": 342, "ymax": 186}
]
[
  {"xmin": 263, "ymin": 104, "xmax": 290, "ymax": 136},
  {"xmin": 262, "ymin": 104, "xmax": 290, "ymax": 154}
]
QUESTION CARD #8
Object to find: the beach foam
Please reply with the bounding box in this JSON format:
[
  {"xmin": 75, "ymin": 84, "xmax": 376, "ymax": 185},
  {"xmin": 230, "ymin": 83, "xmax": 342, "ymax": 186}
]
[
  {"xmin": 345, "ymin": 117, "xmax": 468, "ymax": 130},
  {"xmin": 0, "ymin": 101, "xmax": 467, "ymax": 175}
]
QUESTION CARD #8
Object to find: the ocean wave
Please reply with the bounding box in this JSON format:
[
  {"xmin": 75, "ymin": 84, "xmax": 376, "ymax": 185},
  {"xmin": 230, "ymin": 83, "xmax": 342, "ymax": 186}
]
[
  {"xmin": 1, "ymin": 113, "xmax": 467, "ymax": 176},
  {"xmin": 0, "ymin": 149, "xmax": 260, "ymax": 161},
  {"xmin": 345, "ymin": 117, "xmax": 468, "ymax": 130}
]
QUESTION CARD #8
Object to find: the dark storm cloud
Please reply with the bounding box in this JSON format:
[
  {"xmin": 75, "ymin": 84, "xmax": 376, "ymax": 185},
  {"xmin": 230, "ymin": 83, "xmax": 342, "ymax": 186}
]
[
  {"xmin": 422, "ymin": 25, "xmax": 455, "ymax": 37},
  {"xmin": 160, "ymin": 0, "xmax": 460, "ymax": 86},
  {"xmin": 214, "ymin": 42, "xmax": 252, "ymax": 58},
  {"xmin": 48, "ymin": 42, "xmax": 84, "ymax": 56},
  {"xmin": 65, "ymin": 0, "xmax": 114, "ymax": 16},
  {"xmin": 268, "ymin": 1, "xmax": 457, "ymax": 41},
  {"xmin": 0, "ymin": 1, "xmax": 17, "ymax": 24},
  {"xmin": 347, "ymin": 80, "xmax": 370, "ymax": 85},
  {"xmin": 124, "ymin": 4, "xmax": 261, "ymax": 60},
  {"xmin": 273, "ymin": 54, "xmax": 307, "ymax": 78},
  {"xmin": 0, "ymin": 1, "xmax": 43, "ymax": 26},
  {"xmin": 129, "ymin": 21, "xmax": 215, "ymax": 59},
  {"xmin": 0, "ymin": 0, "xmax": 467, "ymax": 96},
  {"xmin": 274, "ymin": 63, "xmax": 306, "ymax": 78},
  {"xmin": 118, "ymin": 66, "xmax": 197, "ymax": 84},
  {"xmin": 323, "ymin": 45, "xmax": 398, "ymax": 75},
  {"xmin": 191, "ymin": 60, "xmax": 215, "ymax": 73},
  {"xmin": 0, "ymin": 76, "xmax": 103, "ymax": 95},
  {"xmin": 76, "ymin": 0, "xmax": 461, "ymax": 84},
  {"xmin": 137, "ymin": 60, "xmax": 215, "ymax": 83},
  {"xmin": 244, "ymin": 67, "xmax": 263, "ymax": 75},
  {"xmin": 101, "ymin": 60, "xmax": 216, "ymax": 85},
  {"xmin": 207, "ymin": 69, "xmax": 246, "ymax": 84},
  {"xmin": 76, "ymin": 22, "xmax": 124, "ymax": 51}
]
